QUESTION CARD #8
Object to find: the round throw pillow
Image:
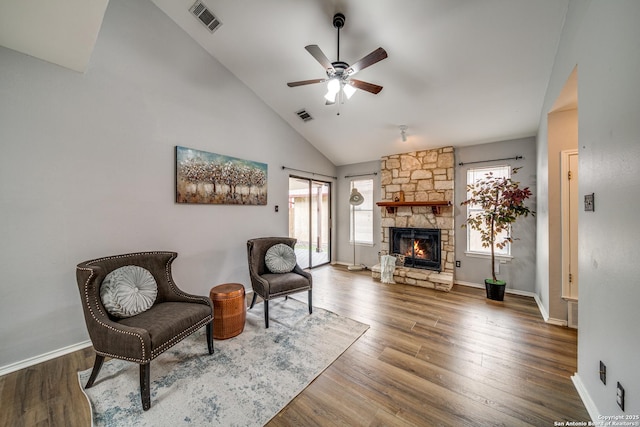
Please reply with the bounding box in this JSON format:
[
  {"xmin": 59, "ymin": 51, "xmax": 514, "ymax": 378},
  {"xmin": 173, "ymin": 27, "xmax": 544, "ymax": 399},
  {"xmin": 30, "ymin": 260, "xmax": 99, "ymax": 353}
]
[
  {"xmin": 100, "ymin": 265, "xmax": 158, "ymax": 318},
  {"xmin": 265, "ymin": 243, "xmax": 297, "ymax": 273}
]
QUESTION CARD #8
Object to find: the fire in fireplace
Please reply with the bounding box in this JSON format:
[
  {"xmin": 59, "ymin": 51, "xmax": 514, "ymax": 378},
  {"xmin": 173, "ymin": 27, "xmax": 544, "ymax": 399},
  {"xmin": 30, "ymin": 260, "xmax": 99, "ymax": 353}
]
[{"xmin": 390, "ymin": 227, "xmax": 441, "ymax": 271}]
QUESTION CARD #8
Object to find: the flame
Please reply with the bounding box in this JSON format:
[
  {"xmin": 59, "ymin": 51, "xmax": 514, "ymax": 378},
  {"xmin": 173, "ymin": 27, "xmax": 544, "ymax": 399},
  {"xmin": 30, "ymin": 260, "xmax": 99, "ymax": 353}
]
[{"xmin": 405, "ymin": 239, "xmax": 427, "ymax": 259}]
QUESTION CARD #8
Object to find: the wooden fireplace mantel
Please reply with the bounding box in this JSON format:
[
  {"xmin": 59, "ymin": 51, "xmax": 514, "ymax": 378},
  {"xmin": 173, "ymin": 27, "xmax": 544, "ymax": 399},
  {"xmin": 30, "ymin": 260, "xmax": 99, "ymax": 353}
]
[{"xmin": 376, "ymin": 200, "xmax": 452, "ymax": 215}]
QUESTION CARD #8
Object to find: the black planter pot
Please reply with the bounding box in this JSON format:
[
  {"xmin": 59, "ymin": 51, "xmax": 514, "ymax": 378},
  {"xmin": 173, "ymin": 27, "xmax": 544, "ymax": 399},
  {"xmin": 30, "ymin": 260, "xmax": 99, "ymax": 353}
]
[{"xmin": 485, "ymin": 279, "xmax": 506, "ymax": 301}]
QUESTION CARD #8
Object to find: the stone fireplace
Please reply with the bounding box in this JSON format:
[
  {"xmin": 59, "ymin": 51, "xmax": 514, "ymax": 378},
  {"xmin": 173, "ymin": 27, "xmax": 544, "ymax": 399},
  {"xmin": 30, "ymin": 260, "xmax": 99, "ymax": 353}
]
[{"xmin": 372, "ymin": 147, "xmax": 455, "ymax": 291}]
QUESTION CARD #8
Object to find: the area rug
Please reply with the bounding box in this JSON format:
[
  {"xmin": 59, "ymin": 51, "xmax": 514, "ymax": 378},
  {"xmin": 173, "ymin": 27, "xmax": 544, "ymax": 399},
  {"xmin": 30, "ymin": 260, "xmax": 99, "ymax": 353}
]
[{"xmin": 78, "ymin": 298, "xmax": 369, "ymax": 426}]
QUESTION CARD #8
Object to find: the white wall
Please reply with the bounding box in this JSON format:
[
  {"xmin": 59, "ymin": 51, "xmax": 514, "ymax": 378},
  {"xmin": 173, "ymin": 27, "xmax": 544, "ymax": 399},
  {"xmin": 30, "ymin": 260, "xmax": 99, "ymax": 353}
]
[
  {"xmin": 455, "ymin": 138, "xmax": 537, "ymax": 292},
  {"xmin": 0, "ymin": 0, "xmax": 335, "ymax": 369},
  {"xmin": 537, "ymin": 0, "xmax": 640, "ymax": 417},
  {"xmin": 335, "ymin": 160, "xmax": 382, "ymax": 268}
]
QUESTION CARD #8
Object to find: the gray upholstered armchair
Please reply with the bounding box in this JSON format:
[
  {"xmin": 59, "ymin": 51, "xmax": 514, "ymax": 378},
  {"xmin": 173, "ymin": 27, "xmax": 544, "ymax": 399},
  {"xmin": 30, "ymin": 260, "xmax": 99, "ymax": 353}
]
[
  {"xmin": 76, "ymin": 251, "xmax": 213, "ymax": 411},
  {"xmin": 247, "ymin": 237, "xmax": 312, "ymax": 328}
]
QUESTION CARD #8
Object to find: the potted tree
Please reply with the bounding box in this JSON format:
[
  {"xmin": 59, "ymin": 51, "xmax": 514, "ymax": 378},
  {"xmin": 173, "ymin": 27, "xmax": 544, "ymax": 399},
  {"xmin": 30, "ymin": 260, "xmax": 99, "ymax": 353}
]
[{"xmin": 461, "ymin": 167, "xmax": 534, "ymax": 301}]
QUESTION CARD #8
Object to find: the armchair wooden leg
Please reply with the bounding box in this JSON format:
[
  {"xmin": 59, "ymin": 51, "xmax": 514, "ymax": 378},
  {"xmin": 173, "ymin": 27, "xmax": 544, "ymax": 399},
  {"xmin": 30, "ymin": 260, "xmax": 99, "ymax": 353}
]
[
  {"xmin": 308, "ymin": 290, "xmax": 313, "ymax": 314},
  {"xmin": 206, "ymin": 321, "xmax": 214, "ymax": 354},
  {"xmin": 140, "ymin": 363, "xmax": 151, "ymax": 411},
  {"xmin": 249, "ymin": 292, "xmax": 258, "ymax": 309},
  {"xmin": 264, "ymin": 300, "xmax": 269, "ymax": 329},
  {"xmin": 85, "ymin": 354, "xmax": 105, "ymax": 388}
]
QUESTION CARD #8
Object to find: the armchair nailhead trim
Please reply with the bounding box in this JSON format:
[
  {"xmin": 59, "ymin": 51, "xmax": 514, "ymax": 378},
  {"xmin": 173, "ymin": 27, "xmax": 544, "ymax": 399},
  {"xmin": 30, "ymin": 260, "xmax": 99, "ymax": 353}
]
[
  {"xmin": 94, "ymin": 316, "xmax": 212, "ymax": 363},
  {"xmin": 84, "ymin": 251, "xmax": 172, "ymax": 266},
  {"xmin": 151, "ymin": 316, "xmax": 212, "ymax": 359}
]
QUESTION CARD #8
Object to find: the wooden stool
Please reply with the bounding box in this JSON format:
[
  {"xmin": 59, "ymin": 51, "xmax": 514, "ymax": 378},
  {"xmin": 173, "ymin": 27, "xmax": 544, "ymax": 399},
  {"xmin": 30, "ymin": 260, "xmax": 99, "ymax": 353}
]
[{"xmin": 209, "ymin": 283, "xmax": 246, "ymax": 339}]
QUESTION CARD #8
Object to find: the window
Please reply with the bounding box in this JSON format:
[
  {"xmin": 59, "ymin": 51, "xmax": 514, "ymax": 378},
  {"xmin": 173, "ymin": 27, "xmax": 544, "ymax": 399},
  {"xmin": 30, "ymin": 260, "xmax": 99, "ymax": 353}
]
[
  {"xmin": 350, "ymin": 179, "xmax": 373, "ymax": 245},
  {"xmin": 466, "ymin": 165, "xmax": 511, "ymax": 257}
]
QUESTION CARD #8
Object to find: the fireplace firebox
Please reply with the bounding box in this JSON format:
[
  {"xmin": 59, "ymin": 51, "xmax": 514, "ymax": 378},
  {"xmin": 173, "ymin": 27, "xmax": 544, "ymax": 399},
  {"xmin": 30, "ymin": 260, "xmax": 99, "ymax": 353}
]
[{"xmin": 390, "ymin": 227, "xmax": 441, "ymax": 271}]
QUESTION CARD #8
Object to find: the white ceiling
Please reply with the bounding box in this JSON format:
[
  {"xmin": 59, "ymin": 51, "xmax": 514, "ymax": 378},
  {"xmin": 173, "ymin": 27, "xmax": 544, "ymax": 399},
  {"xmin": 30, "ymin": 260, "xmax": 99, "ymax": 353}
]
[
  {"xmin": 152, "ymin": 0, "xmax": 569, "ymax": 166},
  {"xmin": 0, "ymin": 0, "xmax": 570, "ymax": 166},
  {"xmin": 0, "ymin": 0, "xmax": 108, "ymax": 72}
]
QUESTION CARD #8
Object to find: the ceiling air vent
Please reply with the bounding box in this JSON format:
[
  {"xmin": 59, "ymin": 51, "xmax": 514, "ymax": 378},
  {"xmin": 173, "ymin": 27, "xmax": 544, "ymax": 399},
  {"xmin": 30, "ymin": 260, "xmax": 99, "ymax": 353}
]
[
  {"xmin": 296, "ymin": 109, "xmax": 313, "ymax": 122},
  {"xmin": 189, "ymin": 1, "xmax": 222, "ymax": 33}
]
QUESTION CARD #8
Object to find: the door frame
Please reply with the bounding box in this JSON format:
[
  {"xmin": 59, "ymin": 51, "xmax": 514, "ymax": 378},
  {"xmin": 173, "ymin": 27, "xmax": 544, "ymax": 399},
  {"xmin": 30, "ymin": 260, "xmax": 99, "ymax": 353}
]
[{"xmin": 288, "ymin": 175, "xmax": 332, "ymax": 269}]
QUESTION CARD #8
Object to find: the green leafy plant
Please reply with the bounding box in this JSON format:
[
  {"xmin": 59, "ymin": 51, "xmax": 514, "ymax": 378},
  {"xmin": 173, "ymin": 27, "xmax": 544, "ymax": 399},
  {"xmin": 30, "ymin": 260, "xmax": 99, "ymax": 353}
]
[{"xmin": 461, "ymin": 167, "xmax": 535, "ymax": 283}]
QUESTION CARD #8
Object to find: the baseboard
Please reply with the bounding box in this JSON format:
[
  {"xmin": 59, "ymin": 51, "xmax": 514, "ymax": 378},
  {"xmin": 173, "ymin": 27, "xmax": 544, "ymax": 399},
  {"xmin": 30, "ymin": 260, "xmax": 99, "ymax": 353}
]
[
  {"xmin": 572, "ymin": 373, "xmax": 598, "ymax": 422},
  {"xmin": 454, "ymin": 280, "xmax": 485, "ymax": 290},
  {"xmin": 455, "ymin": 280, "xmax": 536, "ymax": 298},
  {"xmin": 545, "ymin": 317, "xmax": 568, "ymax": 327},
  {"xmin": 532, "ymin": 293, "xmax": 568, "ymax": 326},
  {"xmin": 533, "ymin": 292, "xmax": 549, "ymax": 321},
  {"xmin": 0, "ymin": 340, "xmax": 92, "ymax": 377},
  {"xmin": 455, "ymin": 281, "xmax": 568, "ymax": 326}
]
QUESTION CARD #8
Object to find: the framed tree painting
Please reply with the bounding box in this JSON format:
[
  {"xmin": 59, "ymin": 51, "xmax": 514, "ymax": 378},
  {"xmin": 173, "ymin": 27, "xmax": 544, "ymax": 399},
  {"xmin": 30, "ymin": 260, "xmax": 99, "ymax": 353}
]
[{"xmin": 175, "ymin": 146, "xmax": 267, "ymax": 205}]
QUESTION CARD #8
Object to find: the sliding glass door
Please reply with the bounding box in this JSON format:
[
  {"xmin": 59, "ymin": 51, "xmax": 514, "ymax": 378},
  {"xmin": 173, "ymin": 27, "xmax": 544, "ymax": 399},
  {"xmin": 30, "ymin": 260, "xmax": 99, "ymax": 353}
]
[{"xmin": 288, "ymin": 176, "xmax": 331, "ymax": 268}]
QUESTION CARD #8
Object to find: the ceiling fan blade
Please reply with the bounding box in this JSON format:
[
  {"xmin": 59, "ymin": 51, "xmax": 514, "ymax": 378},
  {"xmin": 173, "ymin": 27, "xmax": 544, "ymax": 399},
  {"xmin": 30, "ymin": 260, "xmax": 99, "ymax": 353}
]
[
  {"xmin": 305, "ymin": 45, "xmax": 335, "ymax": 73},
  {"xmin": 287, "ymin": 78, "xmax": 326, "ymax": 87},
  {"xmin": 346, "ymin": 47, "xmax": 388, "ymax": 75},
  {"xmin": 349, "ymin": 79, "xmax": 383, "ymax": 95}
]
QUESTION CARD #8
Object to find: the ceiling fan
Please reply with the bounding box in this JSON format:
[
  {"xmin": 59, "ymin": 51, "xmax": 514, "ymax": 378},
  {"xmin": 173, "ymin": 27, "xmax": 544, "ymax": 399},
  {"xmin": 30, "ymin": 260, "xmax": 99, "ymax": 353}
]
[{"xmin": 287, "ymin": 13, "xmax": 388, "ymax": 105}]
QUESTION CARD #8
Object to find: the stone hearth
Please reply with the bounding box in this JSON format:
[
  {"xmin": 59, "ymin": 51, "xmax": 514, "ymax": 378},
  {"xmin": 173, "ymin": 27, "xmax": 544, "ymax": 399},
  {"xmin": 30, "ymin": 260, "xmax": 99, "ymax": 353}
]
[{"xmin": 372, "ymin": 147, "xmax": 455, "ymax": 291}]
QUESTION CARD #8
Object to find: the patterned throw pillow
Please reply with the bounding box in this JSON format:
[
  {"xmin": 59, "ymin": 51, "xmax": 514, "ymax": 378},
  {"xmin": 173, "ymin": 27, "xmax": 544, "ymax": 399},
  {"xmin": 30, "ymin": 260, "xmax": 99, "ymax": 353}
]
[
  {"xmin": 265, "ymin": 243, "xmax": 297, "ymax": 273},
  {"xmin": 100, "ymin": 265, "xmax": 158, "ymax": 318}
]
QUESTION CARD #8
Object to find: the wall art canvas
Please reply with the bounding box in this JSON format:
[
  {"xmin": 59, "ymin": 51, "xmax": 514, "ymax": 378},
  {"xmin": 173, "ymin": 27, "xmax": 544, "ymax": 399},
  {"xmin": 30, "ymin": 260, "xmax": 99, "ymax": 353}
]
[{"xmin": 176, "ymin": 146, "xmax": 267, "ymax": 205}]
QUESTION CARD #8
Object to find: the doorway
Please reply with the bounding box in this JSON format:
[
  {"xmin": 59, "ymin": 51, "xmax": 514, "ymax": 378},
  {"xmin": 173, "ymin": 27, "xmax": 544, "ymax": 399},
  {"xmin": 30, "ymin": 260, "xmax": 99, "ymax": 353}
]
[
  {"xmin": 548, "ymin": 66, "xmax": 578, "ymax": 328},
  {"xmin": 288, "ymin": 176, "xmax": 331, "ymax": 268}
]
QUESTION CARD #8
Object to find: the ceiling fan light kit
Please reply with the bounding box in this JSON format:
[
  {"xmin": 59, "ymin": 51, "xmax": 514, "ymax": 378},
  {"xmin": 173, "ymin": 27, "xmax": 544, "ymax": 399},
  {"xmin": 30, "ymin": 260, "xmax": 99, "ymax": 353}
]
[
  {"xmin": 343, "ymin": 83, "xmax": 356, "ymax": 98},
  {"xmin": 324, "ymin": 78, "xmax": 341, "ymax": 102},
  {"xmin": 287, "ymin": 13, "xmax": 388, "ymax": 105}
]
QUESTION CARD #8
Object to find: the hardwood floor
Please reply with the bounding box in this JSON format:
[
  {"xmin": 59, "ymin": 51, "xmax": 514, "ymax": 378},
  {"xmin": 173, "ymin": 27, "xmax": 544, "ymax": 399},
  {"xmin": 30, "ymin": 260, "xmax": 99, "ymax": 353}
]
[
  {"xmin": 0, "ymin": 344, "xmax": 95, "ymax": 426},
  {"xmin": 0, "ymin": 265, "xmax": 589, "ymax": 426}
]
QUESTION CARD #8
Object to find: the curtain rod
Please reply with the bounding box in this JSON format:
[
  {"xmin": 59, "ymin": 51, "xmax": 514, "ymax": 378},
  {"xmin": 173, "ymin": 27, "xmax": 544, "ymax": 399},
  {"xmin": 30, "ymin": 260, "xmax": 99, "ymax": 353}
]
[
  {"xmin": 344, "ymin": 172, "xmax": 378, "ymax": 178},
  {"xmin": 458, "ymin": 155, "xmax": 523, "ymax": 166},
  {"xmin": 282, "ymin": 166, "xmax": 337, "ymax": 180}
]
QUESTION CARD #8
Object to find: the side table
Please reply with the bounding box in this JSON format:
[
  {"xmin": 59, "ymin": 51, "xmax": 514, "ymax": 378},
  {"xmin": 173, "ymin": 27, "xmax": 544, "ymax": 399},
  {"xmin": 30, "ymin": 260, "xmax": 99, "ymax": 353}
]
[{"xmin": 209, "ymin": 283, "xmax": 246, "ymax": 339}]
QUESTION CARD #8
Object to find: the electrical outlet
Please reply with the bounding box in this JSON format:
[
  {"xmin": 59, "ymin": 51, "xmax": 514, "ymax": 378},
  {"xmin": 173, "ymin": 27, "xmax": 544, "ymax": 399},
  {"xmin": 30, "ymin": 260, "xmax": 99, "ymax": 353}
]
[
  {"xmin": 455, "ymin": 260, "xmax": 461, "ymax": 268},
  {"xmin": 585, "ymin": 193, "xmax": 595, "ymax": 211},
  {"xmin": 600, "ymin": 361, "xmax": 606, "ymax": 385},
  {"xmin": 617, "ymin": 382, "xmax": 625, "ymax": 411}
]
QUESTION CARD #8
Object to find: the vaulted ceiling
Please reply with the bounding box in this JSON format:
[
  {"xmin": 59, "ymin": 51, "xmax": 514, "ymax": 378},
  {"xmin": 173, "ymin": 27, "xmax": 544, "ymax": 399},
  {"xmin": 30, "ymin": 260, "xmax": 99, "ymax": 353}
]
[{"xmin": 0, "ymin": 0, "xmax": 570, "ymax": 166}]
